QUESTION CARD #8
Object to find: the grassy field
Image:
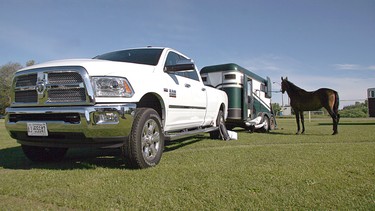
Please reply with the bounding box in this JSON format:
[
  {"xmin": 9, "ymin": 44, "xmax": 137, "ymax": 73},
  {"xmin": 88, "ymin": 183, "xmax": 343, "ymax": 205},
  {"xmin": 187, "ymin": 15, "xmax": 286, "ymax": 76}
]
[{"xmin": 0, "ymin": 118, "xmax": 374, "ymax": 210}]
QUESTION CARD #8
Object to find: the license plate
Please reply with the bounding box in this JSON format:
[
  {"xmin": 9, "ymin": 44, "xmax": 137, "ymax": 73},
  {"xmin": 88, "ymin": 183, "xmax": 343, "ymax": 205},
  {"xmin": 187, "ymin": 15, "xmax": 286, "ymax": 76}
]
[{"xmin": 27, "ymin": 123, "xmax": 48, "ymax": 136}]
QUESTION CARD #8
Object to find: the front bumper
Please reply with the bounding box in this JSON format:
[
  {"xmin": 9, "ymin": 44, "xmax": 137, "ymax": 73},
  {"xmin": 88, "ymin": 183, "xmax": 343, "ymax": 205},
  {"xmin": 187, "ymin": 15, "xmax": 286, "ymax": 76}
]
[{"xmin": 5, "ymin": 104, "xmax": 136, "ymax": 148}]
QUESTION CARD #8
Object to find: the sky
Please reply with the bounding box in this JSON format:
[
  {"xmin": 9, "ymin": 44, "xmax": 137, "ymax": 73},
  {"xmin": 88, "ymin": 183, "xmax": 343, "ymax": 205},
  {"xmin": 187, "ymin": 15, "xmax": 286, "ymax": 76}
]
[{"xmin": 0, "ymin": 0, "xmax": 374, "ymax": 108}]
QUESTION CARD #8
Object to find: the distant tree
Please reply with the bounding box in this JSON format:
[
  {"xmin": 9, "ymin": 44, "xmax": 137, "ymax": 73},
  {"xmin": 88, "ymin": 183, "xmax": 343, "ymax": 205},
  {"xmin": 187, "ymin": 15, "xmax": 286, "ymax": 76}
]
[
  {"xmin": 272, "ymin": 103, "xmax": 281, "ymax": 115},
  {"xmin": 339, "ymin": 101, "xmax": 368, "ymax": 118},
  {"xmin": 0, "ymin": 62, "xmax": 23, "ymax": 114},
  {"xmin": 26, "ymin": 60, "xmax": 36, "ymax": 67}
]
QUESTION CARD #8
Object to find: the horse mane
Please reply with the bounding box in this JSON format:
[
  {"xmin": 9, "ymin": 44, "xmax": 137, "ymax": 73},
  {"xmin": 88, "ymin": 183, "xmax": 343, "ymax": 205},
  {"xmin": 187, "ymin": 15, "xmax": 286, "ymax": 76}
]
[{"xmin": 285, "ymin": 80, "xmax": 307, "ymax": 93}]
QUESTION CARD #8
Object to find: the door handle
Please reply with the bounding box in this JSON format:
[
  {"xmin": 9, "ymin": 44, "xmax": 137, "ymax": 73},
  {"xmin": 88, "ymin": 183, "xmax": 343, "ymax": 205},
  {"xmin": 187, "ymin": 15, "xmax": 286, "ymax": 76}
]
[{"xmin": 185, "ymin": 83, "xmax": 191, "ymax": 88}]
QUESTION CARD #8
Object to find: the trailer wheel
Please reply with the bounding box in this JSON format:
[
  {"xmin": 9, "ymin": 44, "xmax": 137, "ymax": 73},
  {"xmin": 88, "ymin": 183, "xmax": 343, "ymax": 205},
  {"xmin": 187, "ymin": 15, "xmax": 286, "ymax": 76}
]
[
  {"xmin": 123, "ymin": 108, "xmax": 164, "ymax": 169},
  {"xmin": 21, "ymin": 145, "xmax": 68, "ymax": 162},
  {"xmin": 270, "ymin": 116, "xmax": 276, "ymax": 130}
]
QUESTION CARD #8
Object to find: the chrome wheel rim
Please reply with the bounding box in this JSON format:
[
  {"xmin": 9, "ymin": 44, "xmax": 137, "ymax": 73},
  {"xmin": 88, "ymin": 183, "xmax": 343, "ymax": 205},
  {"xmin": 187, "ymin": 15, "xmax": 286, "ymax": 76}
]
[{"xmin": 141, "ymin": 119, "xmax": 160, "ymax": 161}]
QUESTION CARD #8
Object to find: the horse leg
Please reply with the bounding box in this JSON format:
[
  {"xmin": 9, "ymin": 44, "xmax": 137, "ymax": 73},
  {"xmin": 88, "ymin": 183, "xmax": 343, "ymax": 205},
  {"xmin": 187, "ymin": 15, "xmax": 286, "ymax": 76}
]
[
  {"xmin": 295, "ymin": 112, "xmax": 301, "ymax": 134},
  {"xmin": 327, "ymin": 109, "xmax": 339, "ymax": 135},
  {"xmin": 300, "ymin": 111, "xmax": 305, "ymax": 134}
]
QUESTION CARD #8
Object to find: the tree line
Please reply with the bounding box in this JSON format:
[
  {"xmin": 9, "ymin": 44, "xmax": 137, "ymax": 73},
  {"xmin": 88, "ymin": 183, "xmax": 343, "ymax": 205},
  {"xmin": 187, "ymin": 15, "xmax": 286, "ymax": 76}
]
[{"xmin": 0, "ymin": 60, "xmax": 35, "ymax": 115}]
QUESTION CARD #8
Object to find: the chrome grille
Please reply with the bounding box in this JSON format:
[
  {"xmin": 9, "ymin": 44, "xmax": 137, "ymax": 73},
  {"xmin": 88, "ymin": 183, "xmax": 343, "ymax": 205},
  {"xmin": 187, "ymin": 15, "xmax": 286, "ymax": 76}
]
[
  {"xmin": 47, "ymin": 88, "xmax": 86, "ymax": 103},
  {"xmin": 15, "ymin": 90, "xmax": 38, "ymax": 103},
  {"xmin": 12, "ymin": 67, "xmax": 92, "ymax": 106},
  {"xmin": 48, "ymin": 72, "xmax": 83, "ymax": 84},
  {"xmin": 16, "ymin": 74, "xmax": 37, "ymax": 87}
]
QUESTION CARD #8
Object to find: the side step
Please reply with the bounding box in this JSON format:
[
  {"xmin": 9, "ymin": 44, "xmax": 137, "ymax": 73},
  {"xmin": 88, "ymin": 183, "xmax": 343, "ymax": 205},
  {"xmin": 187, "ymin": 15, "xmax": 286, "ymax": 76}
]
[{"xmin": 164, "ymin": 127, "xmax": 219, "ymax": 141}]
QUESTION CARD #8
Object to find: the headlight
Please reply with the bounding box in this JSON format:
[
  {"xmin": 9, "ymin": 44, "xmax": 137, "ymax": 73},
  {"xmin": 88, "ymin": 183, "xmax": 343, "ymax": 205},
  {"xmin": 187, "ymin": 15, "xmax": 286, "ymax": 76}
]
[{"xmin": 92, "ymin": 77, "xmax": 134, "ymax": 97}]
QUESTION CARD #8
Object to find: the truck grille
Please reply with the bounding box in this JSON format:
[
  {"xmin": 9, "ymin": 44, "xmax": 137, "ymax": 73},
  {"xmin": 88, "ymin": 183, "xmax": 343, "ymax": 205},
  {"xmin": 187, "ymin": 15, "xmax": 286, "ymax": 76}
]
[{"xmin": 12, "ymin": 67, "xmax": 93, "ymax": 106}]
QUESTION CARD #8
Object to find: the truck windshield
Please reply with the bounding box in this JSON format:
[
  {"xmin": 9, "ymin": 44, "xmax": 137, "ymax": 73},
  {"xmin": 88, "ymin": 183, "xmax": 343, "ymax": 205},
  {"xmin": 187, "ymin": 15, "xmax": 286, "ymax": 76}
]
[{"xmin": 93, "ymin": 49, "xmax": 164, "ymax": 66}]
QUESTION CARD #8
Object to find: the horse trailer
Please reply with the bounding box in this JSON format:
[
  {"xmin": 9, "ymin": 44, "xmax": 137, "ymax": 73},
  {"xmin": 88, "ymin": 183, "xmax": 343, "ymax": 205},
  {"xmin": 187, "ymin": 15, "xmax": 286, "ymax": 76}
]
[
  {"xmin": 201, "ymin": 63, "xmax": 276, "ymax": 132},
  {"xmin": 368, "ymin": 88, "xmax": 375, "ymax": 117}
]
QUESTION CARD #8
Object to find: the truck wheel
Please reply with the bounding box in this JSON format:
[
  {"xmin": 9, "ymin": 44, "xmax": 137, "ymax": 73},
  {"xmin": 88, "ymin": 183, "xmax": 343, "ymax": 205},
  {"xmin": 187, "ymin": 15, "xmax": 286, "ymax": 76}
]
[
  {"xmin": 21, "ymin": 145, "xmax": 68, "ymax": 162},
  {"xmin": 210, "ymin": 110, "xmax": 225, "ymax": 139},
  {"xmin": 123, "ymin": 108, "xmax": 164, "ymax": 169},
  {"xmin": 261, "ymin": 115, "xmax": 270, "ymax": 132}
]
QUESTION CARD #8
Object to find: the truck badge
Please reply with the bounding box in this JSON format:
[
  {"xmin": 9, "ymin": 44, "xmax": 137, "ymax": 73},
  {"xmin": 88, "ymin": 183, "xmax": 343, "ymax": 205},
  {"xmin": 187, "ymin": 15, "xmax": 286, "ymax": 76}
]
[
  {"xmin": 36, "ymin": 80, "xmax": 46, "ymax": 94},
  {"xmin": 169, "ymin": 89, "xmax": 176, "ymax": 98}
]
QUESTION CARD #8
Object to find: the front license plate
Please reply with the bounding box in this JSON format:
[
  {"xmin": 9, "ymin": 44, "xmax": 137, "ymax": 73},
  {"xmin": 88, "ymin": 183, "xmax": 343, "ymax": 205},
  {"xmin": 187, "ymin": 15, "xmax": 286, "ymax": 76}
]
[{"xmin": 27, "ymin": 123, "xmax": 48, "ymax": 136}]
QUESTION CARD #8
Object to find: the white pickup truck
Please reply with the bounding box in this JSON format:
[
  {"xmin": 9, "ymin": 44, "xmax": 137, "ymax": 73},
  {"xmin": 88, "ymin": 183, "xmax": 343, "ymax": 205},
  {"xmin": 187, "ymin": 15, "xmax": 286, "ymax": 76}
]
[{"xmin": 5, "ymin": 47, "xmax": 228, "ymax": 168}]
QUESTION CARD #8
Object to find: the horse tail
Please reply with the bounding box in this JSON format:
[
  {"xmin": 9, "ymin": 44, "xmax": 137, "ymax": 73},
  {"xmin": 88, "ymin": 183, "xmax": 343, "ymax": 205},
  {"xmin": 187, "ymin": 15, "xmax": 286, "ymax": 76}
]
[{"xmin": 334, "ymin": 91, "xmax": 340, "ymax": 120}]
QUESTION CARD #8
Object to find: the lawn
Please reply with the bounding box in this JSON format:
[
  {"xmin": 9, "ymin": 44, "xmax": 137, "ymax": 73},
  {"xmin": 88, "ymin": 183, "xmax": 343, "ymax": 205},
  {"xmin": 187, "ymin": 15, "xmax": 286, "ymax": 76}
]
[{"xmin": 0, "ymin": 118, "xmax": 374, "ymax": 210}]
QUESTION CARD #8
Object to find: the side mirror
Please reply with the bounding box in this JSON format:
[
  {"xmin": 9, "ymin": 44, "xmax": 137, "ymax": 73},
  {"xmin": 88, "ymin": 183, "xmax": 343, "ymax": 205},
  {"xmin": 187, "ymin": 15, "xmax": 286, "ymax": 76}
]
[{"xmin": 164, "ymin": 59, "xmax": 195, "ymax": 72}]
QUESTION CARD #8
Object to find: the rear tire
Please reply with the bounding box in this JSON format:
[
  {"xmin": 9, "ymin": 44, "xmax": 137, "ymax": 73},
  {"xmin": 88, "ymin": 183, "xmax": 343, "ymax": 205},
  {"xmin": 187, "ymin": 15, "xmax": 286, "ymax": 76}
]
[
  {"xmin": 123, "ymin": 108, "xmax": 164, "ymax": 169},
  {"xmin": 261, "ymin": 115, "xmax": 270, "ymax": 132},
  {"xmin": 21, "ymin": 145, "xmax": 68, "ymax": 162},
  {"xmin": 210, "ymin": 110, "xmax": 225, "ymax": 139}
]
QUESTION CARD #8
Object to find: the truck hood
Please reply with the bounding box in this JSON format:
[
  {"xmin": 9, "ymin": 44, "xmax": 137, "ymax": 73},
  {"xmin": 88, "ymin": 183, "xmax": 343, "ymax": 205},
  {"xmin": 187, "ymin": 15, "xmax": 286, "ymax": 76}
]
[{"xmin": 18, "ymin": 59, "xmax": 156, "ymax": 76}]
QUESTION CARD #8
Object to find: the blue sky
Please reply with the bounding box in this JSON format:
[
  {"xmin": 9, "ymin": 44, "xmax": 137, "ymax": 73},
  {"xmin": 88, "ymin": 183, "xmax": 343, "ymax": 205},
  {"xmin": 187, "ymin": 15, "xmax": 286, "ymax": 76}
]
[{"xmin": 1, "ymin": 0, "xmax": 374, "ymax": 108}]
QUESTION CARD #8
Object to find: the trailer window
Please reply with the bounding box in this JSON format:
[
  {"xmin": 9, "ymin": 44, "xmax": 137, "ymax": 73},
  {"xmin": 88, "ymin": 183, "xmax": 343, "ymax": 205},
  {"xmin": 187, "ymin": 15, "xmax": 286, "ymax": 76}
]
[
  {"xmin": 225, "ymin": 74, "xmax": 236, "ymax": 80},
  {"xmin": 260, "ymin": 83, "xmax": 266, "ymax": 92}
]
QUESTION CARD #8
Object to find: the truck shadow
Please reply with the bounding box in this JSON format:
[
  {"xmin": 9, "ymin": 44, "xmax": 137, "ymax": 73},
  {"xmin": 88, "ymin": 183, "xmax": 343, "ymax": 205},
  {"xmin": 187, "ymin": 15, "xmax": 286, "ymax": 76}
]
[
  {"xmin": 0, "ymin": 136, "xmax": 207, "ymax": 170},
  {"xmin": 0, "ymin": 146, "xmax": 126, "ymax": 170},
  {"xmin": 164, "ymin": 135, "xmax": 207, "ymax": 152}
]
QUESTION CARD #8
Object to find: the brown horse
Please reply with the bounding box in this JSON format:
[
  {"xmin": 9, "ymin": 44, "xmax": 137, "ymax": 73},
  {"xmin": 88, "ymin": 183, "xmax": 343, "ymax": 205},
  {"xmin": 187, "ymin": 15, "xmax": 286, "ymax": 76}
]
[{"xmin": 281, "ymin": 77, "xmax": 340, "ymax": 135}]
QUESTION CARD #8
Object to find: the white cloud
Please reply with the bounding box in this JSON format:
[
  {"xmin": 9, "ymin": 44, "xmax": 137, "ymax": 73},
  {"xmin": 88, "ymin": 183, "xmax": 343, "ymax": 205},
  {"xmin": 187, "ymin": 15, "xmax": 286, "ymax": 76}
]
[{"xmin": 334, "ymin": 64, "xmax": 375, "ymax": 71}]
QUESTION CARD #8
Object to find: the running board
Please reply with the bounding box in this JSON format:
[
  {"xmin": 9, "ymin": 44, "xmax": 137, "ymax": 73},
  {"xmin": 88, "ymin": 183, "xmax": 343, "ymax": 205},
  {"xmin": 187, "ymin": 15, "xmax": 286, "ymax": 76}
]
[{"xmin": 164, "ymin": 127, "xmax": 219, "ymax": 141}]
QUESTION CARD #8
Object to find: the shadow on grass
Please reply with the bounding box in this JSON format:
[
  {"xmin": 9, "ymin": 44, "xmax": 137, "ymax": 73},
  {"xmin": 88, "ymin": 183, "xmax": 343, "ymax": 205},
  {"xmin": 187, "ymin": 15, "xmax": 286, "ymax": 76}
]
[
  {"xmin": 0, "ymin": 146, "xmax": 125, "ymax": 170},
  {"xmin": 164, "ymin": 135, "xmax": 207, "ymax": 152},
  {"xmin": 319, "ymin": 122, "xmax": 375, "ymax": 126},
  {"xmin": 0, "ymin": 136, "xmax": 208, "ymax": 170}
]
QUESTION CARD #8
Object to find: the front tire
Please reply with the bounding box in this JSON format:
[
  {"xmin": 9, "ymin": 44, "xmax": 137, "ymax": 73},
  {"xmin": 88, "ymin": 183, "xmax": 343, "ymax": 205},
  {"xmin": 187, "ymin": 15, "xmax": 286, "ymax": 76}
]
[
  {"xmin": 123, "ymin": 108, "xmax": 164, "ymax": 169},
  {"xmin": 21, "ymin": 145, "xmax": 68, "ymax": 162}
]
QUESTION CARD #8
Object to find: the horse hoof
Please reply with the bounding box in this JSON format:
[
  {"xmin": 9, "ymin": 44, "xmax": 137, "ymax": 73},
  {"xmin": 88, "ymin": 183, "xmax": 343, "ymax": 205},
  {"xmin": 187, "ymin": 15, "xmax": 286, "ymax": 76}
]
[{"xmin": 332, "ymin": 132, "xmax": 338, "ymax": 135}]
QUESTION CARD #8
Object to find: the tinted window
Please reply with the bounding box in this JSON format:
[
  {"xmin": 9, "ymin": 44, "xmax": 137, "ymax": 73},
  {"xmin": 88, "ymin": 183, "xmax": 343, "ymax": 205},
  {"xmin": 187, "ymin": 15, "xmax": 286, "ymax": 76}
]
[
  {"xmin": 165, "ymin": 52, "xmax": 199, "ymax": 81},
  {"xmin": 94, "ymin": 49, "xmax": 163, "ymax": 66}
]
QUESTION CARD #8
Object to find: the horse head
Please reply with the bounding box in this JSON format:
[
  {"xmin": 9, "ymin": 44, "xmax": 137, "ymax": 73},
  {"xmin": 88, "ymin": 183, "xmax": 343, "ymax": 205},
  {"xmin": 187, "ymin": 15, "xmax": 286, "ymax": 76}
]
[{"xmin": 281, "ymin": 77, "xmax": 288, "ymax": 94}]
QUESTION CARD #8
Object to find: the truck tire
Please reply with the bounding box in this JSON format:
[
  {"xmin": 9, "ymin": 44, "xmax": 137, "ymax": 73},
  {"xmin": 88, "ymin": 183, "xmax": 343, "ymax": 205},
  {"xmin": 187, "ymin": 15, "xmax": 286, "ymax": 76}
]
[
  {"xmin": 261, "ymin": 115, "xmax": 270, "ymax": 132},
  {"xmin": 123, "ymin": 108, "xmax": 164, "ymax": 169},
  {"xmin": 21, "ymin": 145, "xmax": 68, "ymax": 162},
  {"xmin": 210, "ymin": 110, "xmax": 225, "ymax": 139}
]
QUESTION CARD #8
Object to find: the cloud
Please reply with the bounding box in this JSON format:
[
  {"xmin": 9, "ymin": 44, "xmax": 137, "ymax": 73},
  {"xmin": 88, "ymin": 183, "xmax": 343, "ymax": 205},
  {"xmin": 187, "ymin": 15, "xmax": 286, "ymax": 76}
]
[{"xmin": 334, "ymin": 64, "xmax": 375, "ymax": 71}]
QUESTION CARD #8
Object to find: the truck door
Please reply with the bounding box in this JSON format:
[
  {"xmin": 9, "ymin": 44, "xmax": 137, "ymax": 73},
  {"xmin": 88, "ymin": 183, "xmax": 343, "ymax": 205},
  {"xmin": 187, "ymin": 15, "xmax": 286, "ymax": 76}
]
[{"xmin": 163, "ymin": 51, "xmax": 206, "ymax": 130}]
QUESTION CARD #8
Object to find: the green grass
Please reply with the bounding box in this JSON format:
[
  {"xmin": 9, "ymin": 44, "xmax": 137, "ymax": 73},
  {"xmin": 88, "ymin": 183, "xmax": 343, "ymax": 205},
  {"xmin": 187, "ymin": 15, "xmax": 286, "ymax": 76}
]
[{"xmin": 0, "ymin": 118, "xmax": 374, "ymax": 210}]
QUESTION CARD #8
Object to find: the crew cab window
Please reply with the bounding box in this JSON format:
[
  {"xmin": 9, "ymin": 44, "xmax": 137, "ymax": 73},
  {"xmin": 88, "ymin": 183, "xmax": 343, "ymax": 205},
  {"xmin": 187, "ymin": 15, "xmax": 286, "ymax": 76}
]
[
  {"xmin": 165, "ymin": 52, "xmax": 200, "ymax": 81},
  {"xmin": 94, "ymin": 49, "xmax": 163, "ymax": 66}
]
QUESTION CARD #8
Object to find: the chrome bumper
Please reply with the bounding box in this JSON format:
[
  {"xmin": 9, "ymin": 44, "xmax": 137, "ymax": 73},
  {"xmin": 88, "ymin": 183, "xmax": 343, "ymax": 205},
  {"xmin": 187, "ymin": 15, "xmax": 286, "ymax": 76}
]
[{"xmin": 5, "ymin": 104, "xmax": 136, "ymax": 147}]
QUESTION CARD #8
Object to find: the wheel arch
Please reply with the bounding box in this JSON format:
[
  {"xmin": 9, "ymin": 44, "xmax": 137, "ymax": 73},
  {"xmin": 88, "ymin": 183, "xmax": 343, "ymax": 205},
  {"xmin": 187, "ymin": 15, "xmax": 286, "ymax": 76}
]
[
  {"xmin": 219, "ymin": 102, "xmax": 228, "ymax": 120},
  {"xmin": 137, "ymin": 92, "xmax": 165, "ymax": 127}
]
